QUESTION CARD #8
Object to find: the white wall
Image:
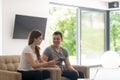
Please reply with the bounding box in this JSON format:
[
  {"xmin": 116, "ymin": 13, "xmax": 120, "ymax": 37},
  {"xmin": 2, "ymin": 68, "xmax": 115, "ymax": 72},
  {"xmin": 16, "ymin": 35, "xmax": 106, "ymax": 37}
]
[
  {"xmin": 0, "ymin": 0, "xmax": 2, "ymax": 54},
  {"xmin": 2, "ymin": 0, "xmax": 119, "ymax": 55},
  {"xmin": 50, "ymin": 0, "xmax": 108, "ymax": 10},
  {"xmin": 50, "ymin": 0, "xmax": 120, "ymax": 10},
  {"xmin": 2, "ymin": 0, "xmax": 49, "ymax": 54}
]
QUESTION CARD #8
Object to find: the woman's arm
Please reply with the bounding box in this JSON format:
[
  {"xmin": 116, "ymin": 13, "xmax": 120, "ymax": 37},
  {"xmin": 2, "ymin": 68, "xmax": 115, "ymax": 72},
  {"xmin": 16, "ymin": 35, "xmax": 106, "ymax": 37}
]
[
  {"xmin": 41, "ymin": 54, "xmax": 59, "ymax": 68},
  {"xmin": 41, "ymin": 54, "xmax": 48, "ymax": 61},
  {"xmin": 25, "ymin": 53, "xmax": 58, "ymax": 69}
]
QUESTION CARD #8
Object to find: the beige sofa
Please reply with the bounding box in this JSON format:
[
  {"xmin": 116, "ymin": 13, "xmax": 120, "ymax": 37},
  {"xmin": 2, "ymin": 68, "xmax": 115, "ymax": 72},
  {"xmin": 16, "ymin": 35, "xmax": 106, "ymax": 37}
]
[{"xmin": 0, "ymin": 55, "xmax": 89, "ymax": 80}]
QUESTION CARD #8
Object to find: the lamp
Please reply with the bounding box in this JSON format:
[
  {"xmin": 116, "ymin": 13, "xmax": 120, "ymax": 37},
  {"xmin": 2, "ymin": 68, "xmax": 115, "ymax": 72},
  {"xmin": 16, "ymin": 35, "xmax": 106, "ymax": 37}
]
[{"xmin": 101, "ymin": 51, "xmax": 120, "ymax": 68}]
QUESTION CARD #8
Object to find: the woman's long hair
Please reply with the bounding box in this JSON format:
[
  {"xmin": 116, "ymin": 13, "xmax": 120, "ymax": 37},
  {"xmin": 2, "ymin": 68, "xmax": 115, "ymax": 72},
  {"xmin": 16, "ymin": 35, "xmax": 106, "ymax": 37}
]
[{"xmin": 28, "ymin": 29, "xmax": 42, "ymax": 60}]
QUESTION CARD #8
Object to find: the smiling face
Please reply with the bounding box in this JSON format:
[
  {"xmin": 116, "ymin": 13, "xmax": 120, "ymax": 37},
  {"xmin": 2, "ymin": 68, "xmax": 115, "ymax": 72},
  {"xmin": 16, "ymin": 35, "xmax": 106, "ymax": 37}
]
[
  {"xmin": 34, "ymin": 36, "xmax": 42, "ymax": 46},
  {"xmin": 53, "ymin": 34, "xmax": 62, "ymax": 47}
]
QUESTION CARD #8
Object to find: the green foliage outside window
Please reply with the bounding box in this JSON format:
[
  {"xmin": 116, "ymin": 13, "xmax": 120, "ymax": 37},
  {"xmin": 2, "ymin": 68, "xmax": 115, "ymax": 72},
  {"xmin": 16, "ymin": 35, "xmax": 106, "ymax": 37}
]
[
  {"xmin": 110, "ymin": 11, "xmax": 120, "ymax": 51},
  {"xmin": 56, "ymin": 13, "xmax": 76, "ymax": 56},
  {"xmin": 49, "ymin": 6, "xmax": 76, "ymax": 56}
]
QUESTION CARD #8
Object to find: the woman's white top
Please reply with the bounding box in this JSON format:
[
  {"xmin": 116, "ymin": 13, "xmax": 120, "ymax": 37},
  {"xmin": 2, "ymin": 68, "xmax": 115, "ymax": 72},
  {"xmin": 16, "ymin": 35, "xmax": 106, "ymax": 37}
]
[{"xmin": 17, "ymin": 45, "xmax": 37, "ymax": 71}]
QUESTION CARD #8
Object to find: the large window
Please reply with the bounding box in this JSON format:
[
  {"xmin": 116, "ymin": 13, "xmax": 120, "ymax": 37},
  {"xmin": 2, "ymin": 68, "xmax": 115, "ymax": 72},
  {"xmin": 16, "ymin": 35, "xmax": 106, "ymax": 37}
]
[
  {"xmin": 47, "ymin": 4, "xmax": 106, "ymax": 66},
  {"xmin": 47, "ymin": 4, "xmax": 77, "ymax": 64},
  {"xmin": 80, "ymin": 10, "xmax": 105, "ymax": 66}
]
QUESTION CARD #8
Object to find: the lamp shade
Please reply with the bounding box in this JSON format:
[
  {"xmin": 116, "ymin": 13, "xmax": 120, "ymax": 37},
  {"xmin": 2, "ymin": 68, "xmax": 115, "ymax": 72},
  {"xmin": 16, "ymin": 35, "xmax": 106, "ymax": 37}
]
[{"xmin": 101, "ymin": 51, "xmax": 120, "ymax": 68}]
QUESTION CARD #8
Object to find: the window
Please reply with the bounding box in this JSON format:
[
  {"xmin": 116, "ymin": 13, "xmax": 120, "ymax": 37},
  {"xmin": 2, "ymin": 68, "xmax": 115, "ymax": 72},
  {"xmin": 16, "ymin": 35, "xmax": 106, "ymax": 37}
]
[
  {"xmin": 47, "ymin": 4, "xmax": 77, "ymax": 64},
  {"xmin": 80, "ymin": 9, "xmax": 105, "ymax": 66},
  {"xmin": 48, "ymin": 4, "xmax": 106, "ymax": 66},
  {"xmin": 110, "ymin": 11, "xmax": 120, "ymax": 54}
]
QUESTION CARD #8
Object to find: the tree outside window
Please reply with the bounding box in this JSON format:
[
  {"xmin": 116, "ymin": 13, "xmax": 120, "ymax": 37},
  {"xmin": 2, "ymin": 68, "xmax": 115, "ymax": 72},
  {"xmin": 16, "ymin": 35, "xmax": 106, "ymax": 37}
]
[{"xmin": 47, "ymin": 4, "xmax": 76, "ymax": 56}]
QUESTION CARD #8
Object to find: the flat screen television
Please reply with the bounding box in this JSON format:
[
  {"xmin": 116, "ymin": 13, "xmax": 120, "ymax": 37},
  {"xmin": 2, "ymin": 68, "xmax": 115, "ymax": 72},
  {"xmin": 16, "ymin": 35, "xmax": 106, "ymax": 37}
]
[{"xmin": 13, "ymin": 14, "xmax": 47, "ymax": 39}]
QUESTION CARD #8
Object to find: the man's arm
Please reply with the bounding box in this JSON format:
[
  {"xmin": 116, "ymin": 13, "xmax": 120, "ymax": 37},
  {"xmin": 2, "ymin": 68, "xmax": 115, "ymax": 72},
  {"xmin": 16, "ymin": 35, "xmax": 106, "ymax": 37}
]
[
  {"xmin": 64, "ymin": 57, "xmax": 75, "ymax": 70},
  {"xmin": 65, "ymin": 57, "xmax": 80, "ymax": 76}
]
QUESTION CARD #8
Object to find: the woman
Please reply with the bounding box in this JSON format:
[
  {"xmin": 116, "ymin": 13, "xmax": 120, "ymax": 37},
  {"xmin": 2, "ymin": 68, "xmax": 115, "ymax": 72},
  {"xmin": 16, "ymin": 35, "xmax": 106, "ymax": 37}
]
[
  {"xmin": 42, "ymin": 31, "xmax": 84, "ymax": 80},
  {"xmin": 17, "ymin": 29, "xmax": 58, "ymax": 80}
]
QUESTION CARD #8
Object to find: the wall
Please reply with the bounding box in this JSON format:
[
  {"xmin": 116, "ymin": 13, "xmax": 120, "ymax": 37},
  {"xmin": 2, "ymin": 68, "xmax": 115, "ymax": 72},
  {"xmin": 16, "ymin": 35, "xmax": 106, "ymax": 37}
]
[
  {"xmin": 50, "ymin": 0, "xmax": 120, "ymax": 10},
  {"xmin": 0, "ymin": 0, "xmax": 2, "ymax": 54},
  {"xmin": 50, "ymin": 0, "xmax": 108, "ymax": 10},
  {"xmin": 2, "ymin": 0, "xmax": 49, "ymax": 54},
  {"xmin": 2, "ymin": 0, "xmax": 118, "ymax": 55}
]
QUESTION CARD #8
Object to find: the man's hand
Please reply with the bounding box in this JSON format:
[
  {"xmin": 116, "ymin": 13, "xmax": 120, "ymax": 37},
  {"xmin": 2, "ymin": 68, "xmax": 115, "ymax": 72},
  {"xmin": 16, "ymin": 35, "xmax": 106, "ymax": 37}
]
[{"xmin": 48, "ymin": 59, "xmax": 59, "ymax": 65}]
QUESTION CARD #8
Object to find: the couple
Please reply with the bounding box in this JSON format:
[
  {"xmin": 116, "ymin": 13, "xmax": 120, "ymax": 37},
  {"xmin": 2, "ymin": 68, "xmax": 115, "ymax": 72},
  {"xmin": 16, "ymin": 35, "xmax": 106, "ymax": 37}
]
[{"xmin": 17, "ymin": 29, "xmax": 84, "ymax": 80}]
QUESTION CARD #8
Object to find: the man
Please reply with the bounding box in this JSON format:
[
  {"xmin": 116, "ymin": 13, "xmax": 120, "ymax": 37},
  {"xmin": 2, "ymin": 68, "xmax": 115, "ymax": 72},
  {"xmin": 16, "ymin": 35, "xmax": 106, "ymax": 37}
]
[{"xmin": 42, "ymin": 31, "xmax": 84, "ymax": 80}]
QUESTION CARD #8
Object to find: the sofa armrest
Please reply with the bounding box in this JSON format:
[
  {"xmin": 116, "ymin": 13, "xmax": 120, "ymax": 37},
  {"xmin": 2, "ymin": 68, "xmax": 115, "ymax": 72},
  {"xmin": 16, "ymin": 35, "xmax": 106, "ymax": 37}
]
[
  {"xmin": 72, "ymin": 65, "xmax": 90, "ymax": 78},
  {"xmin": 36, "ymin": 67, "xmax": 61, "ymax": 80},
  {"xmin": 0, "ymin": 70, "xmax": 21, "ymax": 80}
]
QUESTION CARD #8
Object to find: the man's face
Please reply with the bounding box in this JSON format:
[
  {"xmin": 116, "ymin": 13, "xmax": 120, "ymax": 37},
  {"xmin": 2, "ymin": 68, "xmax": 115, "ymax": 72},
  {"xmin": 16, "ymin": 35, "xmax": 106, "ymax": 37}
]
[{"xmin": 53, "ymin": 34, "xmax": 62, "ymax": 46}]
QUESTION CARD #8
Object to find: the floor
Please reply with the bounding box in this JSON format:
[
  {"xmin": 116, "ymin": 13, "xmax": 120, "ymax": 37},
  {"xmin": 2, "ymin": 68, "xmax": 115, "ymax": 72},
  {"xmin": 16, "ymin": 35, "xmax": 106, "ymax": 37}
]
[{"xmin": 90, "ymin": 67, "xmax": 120, "ymax": 80}]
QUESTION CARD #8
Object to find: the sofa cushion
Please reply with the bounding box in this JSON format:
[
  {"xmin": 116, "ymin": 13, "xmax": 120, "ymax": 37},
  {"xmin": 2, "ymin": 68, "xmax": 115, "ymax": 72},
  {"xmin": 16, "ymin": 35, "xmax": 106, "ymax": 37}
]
[{"xmin": 0, "ymin": 55, "xmax": 20, "ymax": 71}]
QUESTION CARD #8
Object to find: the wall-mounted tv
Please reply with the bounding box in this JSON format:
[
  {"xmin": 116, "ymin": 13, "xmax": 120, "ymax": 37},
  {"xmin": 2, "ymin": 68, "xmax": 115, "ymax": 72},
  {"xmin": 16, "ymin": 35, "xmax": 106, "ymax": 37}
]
[{"xmin": 13, "ymin": 14, "xmax": 47, "ymax": 39}]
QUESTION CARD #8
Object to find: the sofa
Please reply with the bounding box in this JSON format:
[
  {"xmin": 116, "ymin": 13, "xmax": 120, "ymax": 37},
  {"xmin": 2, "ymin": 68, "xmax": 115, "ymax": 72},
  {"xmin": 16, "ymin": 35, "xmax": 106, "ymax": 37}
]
[{"xmin": 0, "ymin": 55, "xmax": 89, "ymax": 80}]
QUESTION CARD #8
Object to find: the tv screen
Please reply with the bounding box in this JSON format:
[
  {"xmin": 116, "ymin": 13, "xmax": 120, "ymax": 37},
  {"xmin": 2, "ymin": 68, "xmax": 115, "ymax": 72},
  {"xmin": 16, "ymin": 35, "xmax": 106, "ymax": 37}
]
[{"xmin": 13, "ymin": 14, "xmax": 47, "ymax": 39}]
